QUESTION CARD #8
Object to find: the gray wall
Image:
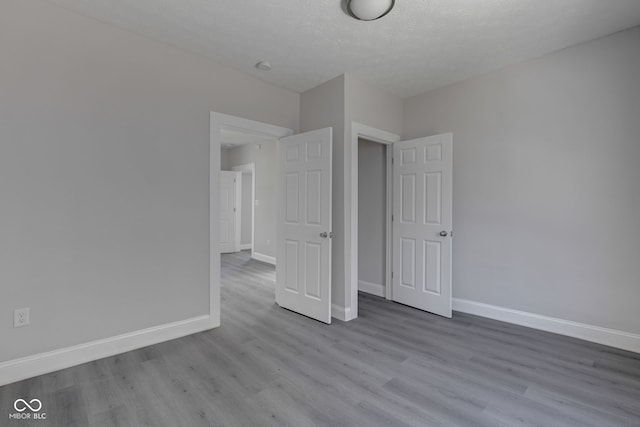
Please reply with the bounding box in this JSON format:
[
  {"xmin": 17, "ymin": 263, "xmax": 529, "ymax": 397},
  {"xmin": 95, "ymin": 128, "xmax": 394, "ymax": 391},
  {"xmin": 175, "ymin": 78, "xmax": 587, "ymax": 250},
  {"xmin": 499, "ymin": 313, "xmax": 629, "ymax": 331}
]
[
  {"xmin": 344, "ymin": 75, "xmax": 403, "ymax": 311},
  {"xmin": 403, "ymin": 26, "xmax": 640, "ymax": 334},
  {"xmin": 221, "ymin": 148, "xmax": 232, "ymax": 170},
  {"xmin": 345, "ymin": 74, "xmax": 404, "ymax": 137},
  {"xmin": 358, "ymin": 139, "xmax": 386, "ymax": 290},
  {"xmin": 227, "ymin": 143, "xmax": 277, "ymax": 258},
  {"xmin": 240, "ymin": 172, "xmax": 252, "ymax": 247},
  {"xmin": 300, "ymin": 74, "xmax": 403, "ymax": 312},
  {"xmin": 0, "ymin": 0, "xmax": 299, "ymax": 363}
]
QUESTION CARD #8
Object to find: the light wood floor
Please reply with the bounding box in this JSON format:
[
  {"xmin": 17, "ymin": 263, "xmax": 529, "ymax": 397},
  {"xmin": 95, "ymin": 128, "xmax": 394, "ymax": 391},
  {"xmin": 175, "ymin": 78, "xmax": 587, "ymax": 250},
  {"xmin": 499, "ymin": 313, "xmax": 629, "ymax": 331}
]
[{"xmin": 2, "ymin": 251, "xmax": 640, "ymax": 426}]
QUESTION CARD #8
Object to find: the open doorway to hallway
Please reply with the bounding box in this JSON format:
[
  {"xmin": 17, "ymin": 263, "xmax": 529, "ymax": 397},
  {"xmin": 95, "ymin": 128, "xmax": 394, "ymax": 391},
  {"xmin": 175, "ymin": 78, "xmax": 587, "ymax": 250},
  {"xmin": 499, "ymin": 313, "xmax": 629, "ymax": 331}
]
[
  {"xmin": 220, "ymin": 126, "xmax": 278, "ymax": 265},
  {"xmin": 211, "ymin": 112, "xmax": 293, "ymax": 326},
  {"xmin": 219, "ymin": 128, "xmax": 279, "ymax": 299},
  {"xmin": 212, "ymin": 112, "xmax": 334, "ymax": 324},
  {"xmin": 233, "ymin": 163, "xmax": 255, "ymax": 253}
]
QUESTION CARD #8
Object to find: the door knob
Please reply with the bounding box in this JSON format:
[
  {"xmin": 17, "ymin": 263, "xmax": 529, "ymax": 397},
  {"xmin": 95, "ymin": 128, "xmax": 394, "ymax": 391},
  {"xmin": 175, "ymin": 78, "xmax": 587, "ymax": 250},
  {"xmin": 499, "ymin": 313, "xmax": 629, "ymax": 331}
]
[
  {"xmin": 320, "ymin": 232, "xmax": 328, "ymax": 238},
  {"xmin": 439, "ymin": 231, "xmax": 448, "ymax": 237}
]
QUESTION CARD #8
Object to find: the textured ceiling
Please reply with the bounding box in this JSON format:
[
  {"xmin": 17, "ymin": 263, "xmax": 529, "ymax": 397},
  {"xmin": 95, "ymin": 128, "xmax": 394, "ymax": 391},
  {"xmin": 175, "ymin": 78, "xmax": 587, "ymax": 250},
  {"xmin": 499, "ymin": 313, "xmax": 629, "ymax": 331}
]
[{"xmin": 46, "ymin": 0, "xmax": 640, "ymax": 98}]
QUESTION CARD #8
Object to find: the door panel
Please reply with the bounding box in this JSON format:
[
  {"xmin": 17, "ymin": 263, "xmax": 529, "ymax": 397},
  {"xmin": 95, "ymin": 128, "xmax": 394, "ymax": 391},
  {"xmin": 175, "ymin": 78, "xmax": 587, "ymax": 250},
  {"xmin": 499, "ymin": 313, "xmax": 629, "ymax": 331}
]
[
  {"xmin": 277, "ymin": 128, "xmax": 332, "ymax": 324},
  {"xmin": 220, "ymin": 171, "xmax": 241, "ymax": 253},
  {"xmin": 393, "ymin": 134, "xmax": 452, "ymax": 317},
  {"xmin": 285, "ymin": 173, "xmax": 299, "ymax": 222}
]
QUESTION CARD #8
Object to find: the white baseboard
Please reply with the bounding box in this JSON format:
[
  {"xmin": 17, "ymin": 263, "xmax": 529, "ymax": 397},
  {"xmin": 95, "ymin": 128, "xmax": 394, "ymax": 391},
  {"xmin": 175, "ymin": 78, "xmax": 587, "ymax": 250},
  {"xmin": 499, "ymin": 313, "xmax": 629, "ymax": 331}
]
[
  {"xmin": 332, "ymin": 304, "xmax": 356, "ymax": 322},
  {"xmin": 252, "ymin": 252, "xmax": 276, "ymax": 266},
  {"xmin": 453, "ymin": 298, "xmax": 640, "ymax": 354},
  {"xmin": 239, "ymin": 243, "xmax": 252, "ymax": 251},
  {"xmin": 0, "ymin": 315, "xmax": 216, "ymax": 387},
  {"xmin": 358, "ymin": 280, "xmax": 385, "ymax": 297}
]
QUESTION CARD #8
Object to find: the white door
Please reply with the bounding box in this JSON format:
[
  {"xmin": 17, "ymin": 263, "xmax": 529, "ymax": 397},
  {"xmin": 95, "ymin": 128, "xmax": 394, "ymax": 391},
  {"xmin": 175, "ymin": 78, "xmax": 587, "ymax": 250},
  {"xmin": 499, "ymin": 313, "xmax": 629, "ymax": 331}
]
[
  {"xmin": 220, "ymin": 171, "xmax": 241, "ymax": 253},
  {"xmin": 392, "ymin": 134, "xmax": 452, "ymax": 317},
  {"xmin": 276, "ymin": 128, "xmax": 332, "ymax": 323}
]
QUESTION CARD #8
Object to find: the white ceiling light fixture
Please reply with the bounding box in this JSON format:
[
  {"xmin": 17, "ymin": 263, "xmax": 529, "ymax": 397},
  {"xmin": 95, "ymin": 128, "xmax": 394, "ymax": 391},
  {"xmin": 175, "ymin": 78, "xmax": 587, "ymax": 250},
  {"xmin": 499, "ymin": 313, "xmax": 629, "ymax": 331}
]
[{"xmin": 346, "ymin": 0, "xmax": 395, "ymax": 21}]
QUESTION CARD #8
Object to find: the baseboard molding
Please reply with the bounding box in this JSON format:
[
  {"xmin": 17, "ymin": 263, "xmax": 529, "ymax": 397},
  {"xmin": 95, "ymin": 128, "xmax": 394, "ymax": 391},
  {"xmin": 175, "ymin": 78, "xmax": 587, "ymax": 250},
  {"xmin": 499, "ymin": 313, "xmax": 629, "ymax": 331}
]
[
  {"xmin": 332, "ymin": 304, "xmax": 356, "ymax": 322},
  {"xmin": 453, "ymin": 298, "xmax": 640, "ymax": 354},
  {"xmin": 0, "ymin": 315, "xmax": 216, "ymax": 387},
  {"xmin": 358, "ymin": 280, "xmax": 385, "ymax": 297},
  {"xmin": 239, "ymin": 243, "xmax": 252, "ymax": 251},
  {"xmin": 252, "ymin": 252, "xmax": 276, "ymax": 266}
]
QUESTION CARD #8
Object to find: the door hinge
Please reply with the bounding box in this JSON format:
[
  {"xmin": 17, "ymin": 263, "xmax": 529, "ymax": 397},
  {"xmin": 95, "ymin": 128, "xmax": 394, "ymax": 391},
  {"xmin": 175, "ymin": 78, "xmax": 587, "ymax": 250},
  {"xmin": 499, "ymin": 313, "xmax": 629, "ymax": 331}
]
[
  {"xmin": 391, "ymin": 271, "xmax": 394, "ymax": 278},
  {"xmin": 392, "ymin": 214, "xmax": 394, "ymax": 221},
  {"xmin": 233, "ymin": 178, "xmax": 236, "ymax": 183},
  {"xmin": 392, "ymin": 157, "xmax": 394, "ymax": 165},
  {"xmin": 233, "ymin": 208, "xmax": 236, "ymax": 212}
]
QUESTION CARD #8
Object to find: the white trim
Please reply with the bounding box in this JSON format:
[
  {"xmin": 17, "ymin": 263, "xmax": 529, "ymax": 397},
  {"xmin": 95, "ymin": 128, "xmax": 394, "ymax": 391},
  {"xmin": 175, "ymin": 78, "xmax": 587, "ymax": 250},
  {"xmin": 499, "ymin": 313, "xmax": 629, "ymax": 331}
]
[
  {"xmin": 331, "ymin": 304, "xmax": 355, "ymax": 322},
  {"xmin": 346, "ymin": 122, "xmax": 401, "ymax": 321},
  {"xmin": 232, "ymin": 163, "xmax": 255, "ymax": 255},
  {"xmin": 384, "ymin": 144, "xmax": 393, "ymax": 302},
  {"xmin": 0, "ymin": 315, "xmax": 213, "ymax": 386},
  {"xmin": 211, "ymin": 112, "xmax": 293, "ymax": 328},
  {"xmin": 453, "ymin": 299, "xmax": 640, "ymax": 354},
  {"xmin": 252, "ymin": 252, "xmax": 276, "ymax": 266},
  {"xmin": 358, "ymin": 280, "xmax": 385, "ymax": 297}
]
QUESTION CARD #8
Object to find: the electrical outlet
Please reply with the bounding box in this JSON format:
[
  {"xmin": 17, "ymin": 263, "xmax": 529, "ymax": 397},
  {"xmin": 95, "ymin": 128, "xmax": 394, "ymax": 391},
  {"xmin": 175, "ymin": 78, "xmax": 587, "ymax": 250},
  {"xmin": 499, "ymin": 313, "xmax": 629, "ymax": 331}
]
[{"xmin": 14, "ymin": 308, "xmax": 30, "ymax": 328}]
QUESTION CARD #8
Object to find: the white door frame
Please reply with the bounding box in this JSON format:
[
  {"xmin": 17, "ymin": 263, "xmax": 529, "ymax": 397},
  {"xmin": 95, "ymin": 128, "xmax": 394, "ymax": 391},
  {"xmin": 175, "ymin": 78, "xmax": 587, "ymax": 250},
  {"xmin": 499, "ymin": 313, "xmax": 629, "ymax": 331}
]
[
  {"xmin": 232, "ymin": 163, "xmax": 256, "ymax": 254},
  {"xmin": 346, "ymin": 122, "xmax": 401, "ymax": 319},
  {"xmin": 210, "ymin": 112, "xmax": 293, "ymax": 326}
]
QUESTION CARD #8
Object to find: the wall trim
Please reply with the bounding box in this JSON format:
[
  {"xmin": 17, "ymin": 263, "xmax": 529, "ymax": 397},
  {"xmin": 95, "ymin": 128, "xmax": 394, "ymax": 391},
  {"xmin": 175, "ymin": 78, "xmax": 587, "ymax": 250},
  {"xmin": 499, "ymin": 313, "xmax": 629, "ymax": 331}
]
[
  {"xmin": 252, "ymin": 252, "xmax": 276, "ymax": 266},
  {"xmin": 0, "ymin": 315, "xmax": 215, "ymax": 387},
  {"xmin": 358, "ymin": 280, "xmax": 385, "ymax": 298},
  {"xmin": 331, "ymin": 304, "xmax": 355, "ymax": 322},
  {"xmin": 239, "ymin": 243, "xmax": 252, "ymax": 251},
  {"xmin": 453, "ymin": 298, "xmax": 640, "ymax": 354}
]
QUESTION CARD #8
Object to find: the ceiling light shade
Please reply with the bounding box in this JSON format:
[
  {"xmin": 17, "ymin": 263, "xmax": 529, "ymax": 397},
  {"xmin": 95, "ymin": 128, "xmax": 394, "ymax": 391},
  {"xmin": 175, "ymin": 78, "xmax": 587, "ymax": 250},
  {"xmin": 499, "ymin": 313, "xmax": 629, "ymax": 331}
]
[{"xmin": 347, "ymin": 0, "xmax": 394, "ymax": 21}]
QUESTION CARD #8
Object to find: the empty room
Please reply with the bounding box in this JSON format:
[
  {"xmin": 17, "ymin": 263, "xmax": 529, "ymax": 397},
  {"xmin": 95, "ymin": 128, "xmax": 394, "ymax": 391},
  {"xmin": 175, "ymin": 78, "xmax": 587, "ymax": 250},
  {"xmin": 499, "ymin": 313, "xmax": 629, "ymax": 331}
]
[{"xmin": 1, "ymin": 0, "xmax": 640, "ymax": 426}]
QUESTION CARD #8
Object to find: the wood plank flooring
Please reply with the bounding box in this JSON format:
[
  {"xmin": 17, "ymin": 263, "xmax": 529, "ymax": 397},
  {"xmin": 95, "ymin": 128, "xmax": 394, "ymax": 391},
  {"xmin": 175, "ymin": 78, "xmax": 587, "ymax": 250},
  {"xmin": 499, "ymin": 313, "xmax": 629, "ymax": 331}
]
[{"xmin": 2, "ymin": 250, "xmax": 640, "ymax": 426}]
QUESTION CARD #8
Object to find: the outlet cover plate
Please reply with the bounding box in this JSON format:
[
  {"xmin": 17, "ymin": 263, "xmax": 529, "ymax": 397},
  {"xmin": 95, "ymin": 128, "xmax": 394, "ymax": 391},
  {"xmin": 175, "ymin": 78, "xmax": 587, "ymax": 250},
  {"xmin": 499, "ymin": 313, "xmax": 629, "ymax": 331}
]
[{"xmin": 14, "ymin": 308, "xmax": 30, "ymax": 328}]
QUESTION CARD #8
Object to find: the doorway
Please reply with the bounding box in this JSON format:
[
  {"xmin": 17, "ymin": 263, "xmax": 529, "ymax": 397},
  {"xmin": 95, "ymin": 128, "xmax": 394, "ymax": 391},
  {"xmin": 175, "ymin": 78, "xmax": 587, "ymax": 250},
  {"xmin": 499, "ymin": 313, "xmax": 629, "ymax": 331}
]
[
  {"xmin": 346, "ymin": 123, "xmax": 400, "ymax": 319},
  {"xmin": 348, "ymin": 123, "xmax": 454, "ymax": 319},
  {"xmin": 219, "ymin": 170, "xmax": 241, "ymax": 253},
  {"xmin": 220, "ymin": 129, "xmax": 280, "ymax": 264},
  {"xmin": 211, "ymin": 112, "xmax": 335, "ymax": 325},
  {"xmin": 232, "ymin": 163, "xmax": 255, "ymax": 254},
  {"xmin": 357, "ymin": 138, "xmax": 390, "ymax": 298},
  {"xmin": 210, "ymin": 112, "xmax": 294, "ymax": 326}
]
